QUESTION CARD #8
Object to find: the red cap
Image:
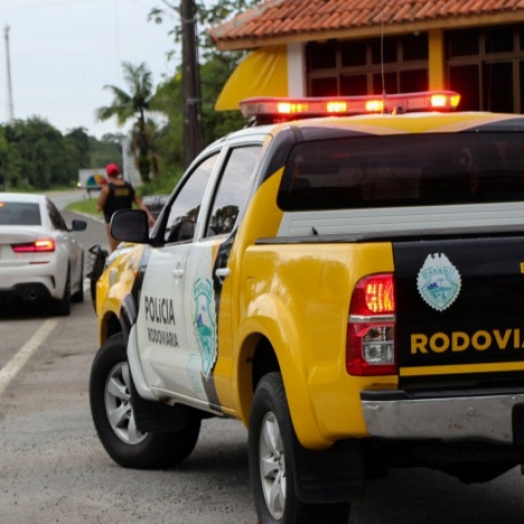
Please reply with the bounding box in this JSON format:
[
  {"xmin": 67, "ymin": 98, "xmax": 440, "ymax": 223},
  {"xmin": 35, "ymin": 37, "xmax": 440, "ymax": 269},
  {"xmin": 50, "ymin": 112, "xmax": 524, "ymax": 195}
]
[{"xmin": 106, "ymin": 163, "xmax": 120, "ymax": 177}]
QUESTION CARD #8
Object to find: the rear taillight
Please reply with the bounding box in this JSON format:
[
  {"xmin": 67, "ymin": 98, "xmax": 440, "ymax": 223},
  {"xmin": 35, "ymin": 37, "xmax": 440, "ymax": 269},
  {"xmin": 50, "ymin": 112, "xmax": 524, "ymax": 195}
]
[
  {"xmin": 12, "ymin": 238, "xmax": 55, "ymax": 253},
  {"xmin": 347, "ymin": 273, "xmax": 396, "ymax": 376}
]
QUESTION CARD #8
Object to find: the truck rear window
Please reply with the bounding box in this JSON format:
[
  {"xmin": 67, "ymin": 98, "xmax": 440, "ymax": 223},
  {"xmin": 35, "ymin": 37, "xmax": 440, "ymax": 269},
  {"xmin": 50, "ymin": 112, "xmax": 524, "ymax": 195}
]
[{"xmin": 278, "ymin": 133, "xmax": 524, "ymax": 211}]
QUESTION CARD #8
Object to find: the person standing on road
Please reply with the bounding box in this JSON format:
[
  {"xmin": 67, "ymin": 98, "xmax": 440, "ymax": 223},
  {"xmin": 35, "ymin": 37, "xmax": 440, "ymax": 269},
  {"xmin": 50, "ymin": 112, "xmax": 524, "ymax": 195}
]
[{"xmin": 96, "ymin": 163, "xmax": 155, "ymax": 252}]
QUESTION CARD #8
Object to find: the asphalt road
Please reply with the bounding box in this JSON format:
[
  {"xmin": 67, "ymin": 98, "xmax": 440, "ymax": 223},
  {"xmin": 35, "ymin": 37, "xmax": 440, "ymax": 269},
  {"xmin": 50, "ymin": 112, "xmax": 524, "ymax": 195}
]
[
  {"xmin": 0, "ymin": 205, "xmax": 256, "ymax": 524},
  {"xmin": 1, "ymin": 198, "xmax": 524, "ymax": 523}
]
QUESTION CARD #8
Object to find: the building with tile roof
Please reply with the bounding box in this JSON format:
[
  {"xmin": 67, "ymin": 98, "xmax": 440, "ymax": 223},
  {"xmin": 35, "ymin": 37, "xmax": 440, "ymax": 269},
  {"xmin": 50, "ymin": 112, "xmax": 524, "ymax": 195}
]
[{"xmin": 209, "ymin": 0, "xmax": 524, "ymax": 114}]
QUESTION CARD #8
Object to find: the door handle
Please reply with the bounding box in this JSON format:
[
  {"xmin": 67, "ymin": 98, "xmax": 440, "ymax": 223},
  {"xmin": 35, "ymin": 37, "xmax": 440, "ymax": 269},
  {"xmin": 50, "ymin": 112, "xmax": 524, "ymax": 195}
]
[
  {"xmin": 171, "ymin": 268, "xmax": 185, "ymax": 278},
  {"xmin": 215, "ymin": 267, "xmax": 230, "ymax": 284}
]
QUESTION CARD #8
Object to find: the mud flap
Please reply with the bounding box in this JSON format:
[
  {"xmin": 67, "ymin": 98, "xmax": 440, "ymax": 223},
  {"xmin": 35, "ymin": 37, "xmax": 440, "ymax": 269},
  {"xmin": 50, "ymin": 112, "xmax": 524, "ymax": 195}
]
[
  {"xmin": 290, "ymin": 437, "xmax": 366, "ymax": 504},
  {"xmin": 129, "ymin": 371, "xmax": 193, "ymax": 433},
  {"xmin": 513, "ymin": 404, "xmax": 524, "ymax": 445}
]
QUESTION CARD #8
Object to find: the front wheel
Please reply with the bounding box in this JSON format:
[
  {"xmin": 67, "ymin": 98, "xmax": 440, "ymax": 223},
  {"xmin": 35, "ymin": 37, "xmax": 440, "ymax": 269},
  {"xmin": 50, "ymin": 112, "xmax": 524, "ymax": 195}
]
[
  {"xmin": 248, "ymin": 373, "xmax": 351, "ymax": 524},
  {"xmin": 89, "ymin": 333, "xmax": 201, "ymax": 469}
]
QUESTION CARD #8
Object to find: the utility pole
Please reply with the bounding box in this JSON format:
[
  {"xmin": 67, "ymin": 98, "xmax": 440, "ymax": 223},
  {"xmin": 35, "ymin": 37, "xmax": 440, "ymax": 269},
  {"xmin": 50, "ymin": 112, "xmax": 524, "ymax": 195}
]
[
  {"xmin": 181, "ymin": 0, "xmax": 204, "ymax": 168},
  {"xmin": 4, "ymin": 25, "xmax": 14, "ymax": 122}
]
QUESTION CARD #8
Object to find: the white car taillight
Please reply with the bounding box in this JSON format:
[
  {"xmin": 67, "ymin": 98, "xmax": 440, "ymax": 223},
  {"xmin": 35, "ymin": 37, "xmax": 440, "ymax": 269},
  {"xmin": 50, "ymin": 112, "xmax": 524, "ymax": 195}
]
[
  {"xmin": 347, "ymin": 274, "xmax": 396, "ymax": 376},
  {"xmin": 12, "ymin": 238, "xmax": 56, "ymax": 253}
]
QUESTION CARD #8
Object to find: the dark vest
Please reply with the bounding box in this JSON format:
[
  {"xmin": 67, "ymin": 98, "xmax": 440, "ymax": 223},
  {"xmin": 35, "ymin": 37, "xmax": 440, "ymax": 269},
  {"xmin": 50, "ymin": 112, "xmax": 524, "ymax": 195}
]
[{"xmin": 103, "ymin": 181, "xmax": 135, "ymax": 223}]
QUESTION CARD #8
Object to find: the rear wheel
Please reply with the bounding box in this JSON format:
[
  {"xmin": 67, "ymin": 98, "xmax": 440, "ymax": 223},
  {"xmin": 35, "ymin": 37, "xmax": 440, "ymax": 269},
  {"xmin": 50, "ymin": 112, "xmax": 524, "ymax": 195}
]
[
  {"xmin": 89, "ymin": 334, "xmax": 201, "ymax": 469},
  {"xmin": 248, "ymin": 372, "xmax": 351, "ymax": 524},
  {"xmin": 87, "ymin": 245, "xmax": 108, "ymax": 311},
  {"xmin": 54, "ymin": 270, "xmax": 71, "ymax": 316},
  {"xmin": 71, "ymin": 256, "xmax": 84, "ymax": 303}
]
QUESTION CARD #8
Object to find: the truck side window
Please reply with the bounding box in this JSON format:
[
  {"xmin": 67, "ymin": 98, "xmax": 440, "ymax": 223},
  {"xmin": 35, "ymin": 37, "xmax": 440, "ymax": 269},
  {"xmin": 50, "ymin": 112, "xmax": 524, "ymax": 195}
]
[
  {"xmin": 205, "ymin": 145, "xmax": 262, "ymax": 237},
  {"xmin": 164, "ymin": 153, "xmax": 219, "ymax": 243}
]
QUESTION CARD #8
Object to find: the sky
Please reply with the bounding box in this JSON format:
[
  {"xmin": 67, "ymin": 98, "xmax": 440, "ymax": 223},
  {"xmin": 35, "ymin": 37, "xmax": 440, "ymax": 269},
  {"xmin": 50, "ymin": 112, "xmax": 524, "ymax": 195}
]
[{"xmin": 0, "ymin": 0, "xmax": 179, "ymax": 139}]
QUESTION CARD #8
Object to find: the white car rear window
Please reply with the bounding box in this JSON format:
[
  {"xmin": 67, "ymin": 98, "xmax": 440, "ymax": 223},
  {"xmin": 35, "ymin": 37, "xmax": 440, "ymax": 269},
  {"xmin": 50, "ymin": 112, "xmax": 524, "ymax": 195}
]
[{"xmin": 0, "ymin": 202, "xmax": 41, "ymax": 226}]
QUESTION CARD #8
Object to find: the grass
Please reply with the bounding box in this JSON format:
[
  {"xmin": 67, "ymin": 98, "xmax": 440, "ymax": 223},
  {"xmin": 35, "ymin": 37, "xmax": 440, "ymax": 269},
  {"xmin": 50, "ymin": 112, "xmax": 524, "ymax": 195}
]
[{"xmin": 67, "ymin": 194, "xmax": 99, "ymax": 214}]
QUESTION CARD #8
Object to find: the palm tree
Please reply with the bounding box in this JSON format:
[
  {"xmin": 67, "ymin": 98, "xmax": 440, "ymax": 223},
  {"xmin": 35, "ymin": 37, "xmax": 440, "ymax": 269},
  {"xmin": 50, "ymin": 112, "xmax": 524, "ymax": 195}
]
[{"xmin": 96, "ymin": 62, "xmax": 157, "ymax": 183}]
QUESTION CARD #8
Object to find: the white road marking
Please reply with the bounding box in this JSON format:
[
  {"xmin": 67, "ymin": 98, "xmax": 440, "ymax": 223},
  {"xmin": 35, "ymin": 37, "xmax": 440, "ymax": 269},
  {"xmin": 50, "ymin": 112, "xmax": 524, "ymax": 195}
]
[{"xmin": 0, "ymin": 319, "xmax": 58, "ymax": 397}]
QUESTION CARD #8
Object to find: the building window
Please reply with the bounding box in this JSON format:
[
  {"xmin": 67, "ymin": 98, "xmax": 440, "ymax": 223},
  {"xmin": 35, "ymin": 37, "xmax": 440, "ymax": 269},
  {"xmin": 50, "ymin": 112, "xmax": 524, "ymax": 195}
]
[
  {"xmin": 485, "ymin": 27, "xmax": 514, "ymax": 54},
  {"xmin": 483, "ymin": 62, "xmax": 514, "ymax": 112},
  {"xmin": 371, "ymin": 36, "xmax": 398, "ymax": 64},
  {"xmin": 447, "ymin": 29, "xmax": 480, "ymax": 57},
  {"xmin": 311, "ymin": 77, "xmax": 338, "ymax": 97},
  {"xmin": 446, "ymin": 25, "xmax": 524, "ymax": 113},
  {"xmin": 309, "ymin": 41, "xmax": 337, "ymax": 69},
  {"xmin": 402, "ymin": 34, "xmax": 429, "ymax": 61},
  {"xmin": 341, "ymin": 41, "xmax": 366, "ymax": 67},
  {"xmin": 448, "ymin": 65, "xmax": 480, "ymax": 111},
  {"xmin": 306, "ymin": 34, "xmax": 428, "ymax": 98}
]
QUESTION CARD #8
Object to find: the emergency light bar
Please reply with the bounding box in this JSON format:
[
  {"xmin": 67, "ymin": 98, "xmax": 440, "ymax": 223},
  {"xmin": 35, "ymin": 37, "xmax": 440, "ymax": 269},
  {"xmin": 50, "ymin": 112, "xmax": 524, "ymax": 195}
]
[{"xmin": 239, "ymin": 91, "xmax": 461, "ymax": 122}]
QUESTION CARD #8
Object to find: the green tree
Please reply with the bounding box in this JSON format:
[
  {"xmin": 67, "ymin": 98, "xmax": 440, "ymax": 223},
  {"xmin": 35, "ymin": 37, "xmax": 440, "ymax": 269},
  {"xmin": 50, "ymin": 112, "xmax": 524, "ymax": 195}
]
[
  {"xmin": 64, "ymin": 127, "xmax": 91, "ymax": 171},
  {"xmin": 88, "ymin": 134, "xmax": 125, "ymax": 169},
  {"xmin": 150, "ymin": 1, "xmax": 262, "ymax": 58},
  {"xmin": 151, "ymin": 74, "xmax": 183, "ymax": 169},
  {"xmin": 0, "ymin": 118, "xmax": 128, "ymax": 191},
  {"xmin": 96, "ymin": 62, "xmax": 157, "ymax": 183},
  {"xmin": 4, "ymin": 118, "xmax": 72, "ymax": 189},
  {"xmin": 0, "ymin": 127, "xmax": 22, "ymax": 189},
  {"xmin": 151, "ymin": 52, "xmax": 246, "ymax": 180},
  {"xmin": 149, "ymin": 2, "xmax": 261, "ymax": 172},
  {"xmin": 199, "ymin": 54, "xmax": 245, "ymax": 142}
]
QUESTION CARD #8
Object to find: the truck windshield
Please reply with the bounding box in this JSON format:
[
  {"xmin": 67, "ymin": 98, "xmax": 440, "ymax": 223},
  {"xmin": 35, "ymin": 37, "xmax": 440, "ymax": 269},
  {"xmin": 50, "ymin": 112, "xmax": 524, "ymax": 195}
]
[{"xmin": 278, "ymin": 133, "xmax": 524, "ymax": 211}]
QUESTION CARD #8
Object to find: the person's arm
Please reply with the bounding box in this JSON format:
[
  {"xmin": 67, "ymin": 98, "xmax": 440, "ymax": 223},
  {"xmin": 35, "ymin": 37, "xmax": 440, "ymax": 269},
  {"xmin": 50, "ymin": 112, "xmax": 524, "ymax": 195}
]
[
  {"xmin": 134, "ymin": 193, "xmax": 156, "ymax": 226},
  {"xmin": 96, "ymin": 186, "xmax": 109, "ymax": 213}
]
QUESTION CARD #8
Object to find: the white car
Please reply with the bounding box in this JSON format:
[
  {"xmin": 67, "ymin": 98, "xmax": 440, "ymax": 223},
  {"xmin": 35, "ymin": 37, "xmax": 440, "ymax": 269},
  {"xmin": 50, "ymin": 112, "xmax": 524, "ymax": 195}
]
[{"xmin": 0, "ymin": 192, "xmax": 87, "ymax": 315}]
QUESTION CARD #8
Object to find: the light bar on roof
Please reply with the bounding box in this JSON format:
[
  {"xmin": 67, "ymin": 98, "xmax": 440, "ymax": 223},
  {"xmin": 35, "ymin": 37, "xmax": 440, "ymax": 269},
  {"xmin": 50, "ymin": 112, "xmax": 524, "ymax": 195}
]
[{"xmin": 239, "ymin": 91, "xmax": 461, "ymax": 120}]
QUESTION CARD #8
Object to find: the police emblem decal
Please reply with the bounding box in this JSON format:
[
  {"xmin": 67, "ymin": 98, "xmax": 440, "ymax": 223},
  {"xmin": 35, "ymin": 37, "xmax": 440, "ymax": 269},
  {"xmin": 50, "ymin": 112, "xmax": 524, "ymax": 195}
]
[
  {"xmin": 417, "ymin": 253, "xmax": 462, "ymax": 312},
  {"xmin": 193, "ymin": 277, "xmax": 217, "ymax": 379}
]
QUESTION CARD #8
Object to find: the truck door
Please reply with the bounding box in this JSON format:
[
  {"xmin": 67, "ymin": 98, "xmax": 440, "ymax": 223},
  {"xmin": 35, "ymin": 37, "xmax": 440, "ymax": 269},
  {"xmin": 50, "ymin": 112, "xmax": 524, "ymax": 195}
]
[
  {"xmin": 182, "ymin": 144, "xmax": 262, "ymax": 409},
  {"xmin": 135, "ymin": 153, "xmax": 219, "ymax": 398}
]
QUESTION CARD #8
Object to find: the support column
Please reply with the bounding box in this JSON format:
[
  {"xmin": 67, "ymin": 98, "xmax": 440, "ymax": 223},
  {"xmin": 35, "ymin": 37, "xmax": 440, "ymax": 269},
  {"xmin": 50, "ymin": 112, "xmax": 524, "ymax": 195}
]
[{"xmin": 428, "ymin": 29, "xmax": 446, "ymax": 90}]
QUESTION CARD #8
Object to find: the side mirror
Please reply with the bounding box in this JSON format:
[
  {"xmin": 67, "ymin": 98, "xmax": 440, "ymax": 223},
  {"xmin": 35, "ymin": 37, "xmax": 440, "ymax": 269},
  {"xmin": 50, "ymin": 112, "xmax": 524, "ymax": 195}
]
[
  {"xmin": 111, "ymin": 209, "xmax": 150, "ymax": 244},
  {"xmin": 71, "ymin": 219, "xmax": 87, "ymax": 231}
]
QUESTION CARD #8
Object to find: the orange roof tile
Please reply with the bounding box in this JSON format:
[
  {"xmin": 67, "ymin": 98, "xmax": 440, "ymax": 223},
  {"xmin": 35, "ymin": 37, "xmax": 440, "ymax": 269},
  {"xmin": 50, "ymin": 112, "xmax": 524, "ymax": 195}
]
[{"xmin": 209, "ymin": 0, "xmax": 524, "ymax": 49}]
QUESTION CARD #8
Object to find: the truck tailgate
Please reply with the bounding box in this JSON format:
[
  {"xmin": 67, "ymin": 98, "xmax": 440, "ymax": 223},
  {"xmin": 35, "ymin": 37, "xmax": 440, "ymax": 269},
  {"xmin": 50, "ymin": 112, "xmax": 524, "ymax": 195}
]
[{"xmin": 393, "ymin": 235, "xmax": 524, "ymax": 388}]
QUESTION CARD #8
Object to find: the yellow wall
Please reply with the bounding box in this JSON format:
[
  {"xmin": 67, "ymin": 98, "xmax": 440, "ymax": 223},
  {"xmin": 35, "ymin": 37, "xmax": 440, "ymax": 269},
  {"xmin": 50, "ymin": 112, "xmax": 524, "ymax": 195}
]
[
  {"xmin": 215, "ymin": 45, "xmax": 288, "ymax": 111},
  {"xmin": 428, "ymin": 29, "xmax": 445, "ymax": 90}
]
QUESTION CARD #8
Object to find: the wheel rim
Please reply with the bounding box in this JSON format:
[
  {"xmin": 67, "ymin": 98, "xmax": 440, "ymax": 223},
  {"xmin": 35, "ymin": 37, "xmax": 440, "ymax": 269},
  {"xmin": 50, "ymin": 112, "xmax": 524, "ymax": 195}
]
[
  {"xmin": 259, "ymin": 412, "xmax": 286, "ymax": 519},
  {"xmin": 104, "ymin": 362, "xmax": 147, "ymax": 445}
]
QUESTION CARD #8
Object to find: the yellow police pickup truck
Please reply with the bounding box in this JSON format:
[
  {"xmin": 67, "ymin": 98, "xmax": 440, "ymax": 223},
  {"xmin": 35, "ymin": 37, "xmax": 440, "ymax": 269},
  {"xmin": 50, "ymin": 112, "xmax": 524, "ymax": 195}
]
[{"xmin": 89, "ymin": 91, "xmax": 524, "ymax": 524}]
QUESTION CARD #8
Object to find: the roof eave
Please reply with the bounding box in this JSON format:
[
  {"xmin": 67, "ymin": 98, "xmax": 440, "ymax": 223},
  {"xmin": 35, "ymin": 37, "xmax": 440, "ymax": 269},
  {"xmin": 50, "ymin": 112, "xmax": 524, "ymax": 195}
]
[{"xmin": 212, "ymin": 11, "xmax": 524, "ymax": 51}]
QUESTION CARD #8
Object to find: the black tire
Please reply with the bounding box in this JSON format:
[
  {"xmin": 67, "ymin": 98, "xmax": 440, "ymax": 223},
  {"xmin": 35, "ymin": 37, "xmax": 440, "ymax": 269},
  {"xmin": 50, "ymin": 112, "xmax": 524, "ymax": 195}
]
[
  {"xmin": 90, "ymin": 275, "xmax": 97, "ymax": 311},
  {"xmin": 89, "ymin": 333, "xmax": 201, "ymax": 469},
  {"xmin": 88, "ymin": 246, "xmax": 108, "ymax": 312},
  {"xmin": 54, "ymin": 269, "xmax": 71, "ymax": 316},
  {"xmin": 248, "ymin": 372, "xmax": 351, "ymax": 524},
  {"xmin": 71, "ymin": 255, "xmax": 84, "ymax": 303}
]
